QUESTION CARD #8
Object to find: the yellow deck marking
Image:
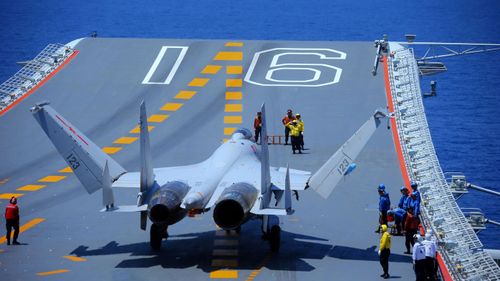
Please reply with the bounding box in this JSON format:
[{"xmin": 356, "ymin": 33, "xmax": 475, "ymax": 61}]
[
  {"xmin": 58, "ymin": 167, "xmax": 73, "ymax": 173},
  {"xmin": 213, "ymin": 239, "xmax": 239, "ymax": 246},
  {"xmin": 225, "ymin": 42, "xmax": 244, "ymax": 47},
  {"xmin": 224, "ymin": 104, "xmax": 242, "ymax": 112},
  {"xmin": 210, "ymin": 269, "xmax": 238, "ymax": 279},
  {"xmin": 226, "ymin": 66, "xmax": 243, "ymax": 75},
  {"xmin": 202, "ymin": 65, "xmax": 222, "ymax": 74},
  {"xmin": 36, "ymin": 269, "xmax": 70, "ymax": 276},
  {"xmin": 0, "ymin": 193, "xmax": 24, "ymax": 199},
  {"xmin": 175, "ymin": 90, "xmax": 197, "ymax": 100},
  {"xmin": 102, "ymin": 147, "xmax": 122, "ymax": 154},
  {"xmin": 130, "ymin": 125, "xmax": 154, "ymax": 134},
  {"xmin": 223, "ymin": 127, "xmax": 237, "ymax": 136},
  {"xmin": 214, "ymin": 52, "xmax": 243, "ymax": 61},
  {"xmin": 224, "ymin": 116, "xmax": 242, "ymax": 124},
  {"xmin": 211, "ymin": 259, "xmax": 238, "ymax": 267},
  {"xmin": 0, "ymin": 218, "xmax": 45, "ymax": 244},
  {"xmin": 38, "ymin": 175, "xmax": 66, "ymax": 183},
  {"xmin": 244, "ymin": 253, "xmax": 272, "ymax": 281},
  {"xmin": 213, "ymin": 249, "xmax": 238, "ymax": 256},
  {"xmin": 63, "ymin": 255, "xmax": 87, "ymax": 262},
  {"xmin": 17, "ymin": 184, "xmax": 46, "ymax": 191},
  {"xmin": 161, "ymin": 102, "xmax": 183, "ymax": 111},
  {"xmin": 114, "ymin": 136, "xmax": 138, "ymax": 144},
  {"xmin": 148, "ymin": 114, "xmax": 169, "ymax": 123},
  {"xmin": 188, "ymin": 78, "xmax": 210, "ymax": 87},
  {"xmin": 225, "ymin": 92, "xmax": 242, "ymax": 100},
  {"xmin": 226, "ymin": 79, "xmax": 242, "ymax": 88}
]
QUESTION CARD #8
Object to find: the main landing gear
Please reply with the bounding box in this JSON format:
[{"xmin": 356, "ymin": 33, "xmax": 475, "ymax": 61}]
[
  {"xmin": 262, "ymin": 215, "xmax": 281, "ymax": 252},
  {"xmin": 150, "ymin": 224, "xmax": 168, "ymax": 250}
]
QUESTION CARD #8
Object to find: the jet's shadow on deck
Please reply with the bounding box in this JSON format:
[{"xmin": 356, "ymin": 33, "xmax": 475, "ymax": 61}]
[
  {"xmin": 70, "ymin": 222, "xmax": 333, "ymax": 272},
  {"xmin": 328, "ymin": 245, "xmax": 412, "ymax": 263}
]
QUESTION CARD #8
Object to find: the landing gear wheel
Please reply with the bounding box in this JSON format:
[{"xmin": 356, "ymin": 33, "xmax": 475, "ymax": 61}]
[
  {"xmin": 269, "ymin": 225, "xmax": 281, "ymax": 252},
  {"xmin": 150, "ymin": 224, "xmax": 162, "ymax": 250}
]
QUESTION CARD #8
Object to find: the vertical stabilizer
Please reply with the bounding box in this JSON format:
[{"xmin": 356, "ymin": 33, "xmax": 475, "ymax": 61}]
[
  {"xmin": 139, "ymin": 101, "xmax": 155, "ymax": 196},
  {"xmin": 260, "ymin": 103, "xmax": 272, "ymax": 209},
  {"xmin": 31, "ymin": 102, "xmax": 126, "ymax": 194}
]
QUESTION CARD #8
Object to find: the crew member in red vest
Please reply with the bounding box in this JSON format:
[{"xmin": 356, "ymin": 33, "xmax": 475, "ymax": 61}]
[
  {"xmin": 5, "ymin": 196, "xmax": 20, "ymax": 245},
  {"xmin": 281, "ymin": 109, "xmax": 296, "ymax": 145}
]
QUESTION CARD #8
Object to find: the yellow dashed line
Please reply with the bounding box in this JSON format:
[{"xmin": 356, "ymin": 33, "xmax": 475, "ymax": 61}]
[
  {"xmin": 36, "ymin": 269, "xmax": 69, "ymax": 276},
  {"xmin": 38, "ymin": 175, "xmax": 66, "ymax": 183},
  {"xmin": 224, "ymin": 104, "xmax": 242, "ymax": 112},
  {"xmin": 225, "ymin": 92, "xmax": 242, "ymax": 100},
  {"xmin": 202, "ymin": 65, "xmax": 222, "ymax": 74},
  {"xmin": 148, "ymin": 114, "xmax": 169, "ymax": 123},
  {"xmin": 224, "ymin": 116, "xmax": 242, "ymax": 124},
  {"xmin": 225, "ymin": 42, "xmax": 244, "ymax": 47},
  {"xmin": 114, "ymin": 136, "xmax": 138, "ymax": 144},
  {"xmin": 0, "ymin": 193, "xmax": 24, "ymax": 199},
  {"xmin": 0, "ymin": 218, "xmax": 45, "ymax": 244},
  {"xmin": 210, "ymin": 269, "xmax": 238, "ymax": 279},
  {"xmin": 161, "ymin": 103, "xmax": 183, "ymax": 111},
  {"xmin": 214, "ymin": 52, "xmax": 243, "ymax": 61},
  {"xmin": 214, "ymin": 239, "xmax": 239, "ymax": 246},
  {"xmin": 189, "ymin": 78, "xmax": 210, "ymax": 87},
  {"xmin": 213, "ymin": 249, "xmax": 238, "ymax": 256},
  {"xmin": 102, "ymin": 147, "xmax": 122, "ymax": 154},
  {"xmin": 17, "ymin": 184, "xmax": 46, "ymax": 191},
  {"xmin": 226, "ymin": 66, "xmax": 243, "ymax": 75},
  {"xmin": 63, "ymin": 255, "xmax": 87, "ymax": 262},
  {"xmin": 244, "ymin": 253, "xmax": 272, "ymax": 281},
  {"xmin": 130, "ymin": 125, "xmax": 154, "ymax": 134},
  {"xmin": 175, "ymin": 90, "xmax": 197, "ymax": 100},
  {"xmin": 226, "ymin": 79, "xmax": 242, "ymax": 88},
  {"xmin": 58, "ymin": 167, "xmax": 73, "ymax": 173},
  {"xmin": 212, "ymin": 259, "xmax": 238, "ymax": 267},
  {"xmin": 224, "ymin": 127, "xmax": 237, "ymax": 135}
]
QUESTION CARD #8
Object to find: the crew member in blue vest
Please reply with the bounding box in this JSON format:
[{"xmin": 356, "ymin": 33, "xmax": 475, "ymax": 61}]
[{"xmin": 376, "ymin": 184, "xmax": 391, "ymax": 233}]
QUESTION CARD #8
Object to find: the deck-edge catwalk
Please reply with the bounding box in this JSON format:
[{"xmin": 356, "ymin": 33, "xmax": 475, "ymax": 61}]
[
  {"xmin": 0, "ymin": 44, "xmax": 78, "ymax": 116},
  {"xmin": 384, "ymin": 45, "xmax": 500, "ymax": 280}
]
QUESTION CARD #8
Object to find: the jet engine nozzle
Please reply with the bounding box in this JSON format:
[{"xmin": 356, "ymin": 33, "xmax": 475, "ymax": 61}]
[
  {"xmin": 148, "ymin": 181, "xmax": 190, "ymax": 225},
  {"xmin": 213, "ymin": 183, "xmax": 258, "ymax": 230}
]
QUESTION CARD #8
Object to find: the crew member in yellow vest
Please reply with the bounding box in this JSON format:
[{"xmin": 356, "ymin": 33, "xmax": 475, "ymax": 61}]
[{"xmin": 286, "ymin": 120, "xmax": 302, "ymax": 154}]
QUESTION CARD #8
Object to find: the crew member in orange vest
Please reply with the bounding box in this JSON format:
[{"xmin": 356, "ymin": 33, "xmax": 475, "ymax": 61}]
[
  {"xmin": 5, "ymin": 196, "xmax": 20, "ymax": 245},
  {"xmin": 254, "ymin": 111, "xmax": 262, "ymax": 143},
  {"xmin": 281, "ymin": 109, "xmax": 296, "ymax": 145}
]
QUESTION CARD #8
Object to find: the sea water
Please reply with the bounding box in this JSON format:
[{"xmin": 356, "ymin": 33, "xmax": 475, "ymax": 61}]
[{"xmin": 0, "ymin": 0, "xmax": 499, "ymax": 248}]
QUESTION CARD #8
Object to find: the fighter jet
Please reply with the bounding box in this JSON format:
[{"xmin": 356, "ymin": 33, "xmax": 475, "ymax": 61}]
[{"xmin": 31, "ymin": 101, "xmax": 387, "ymax": 251}]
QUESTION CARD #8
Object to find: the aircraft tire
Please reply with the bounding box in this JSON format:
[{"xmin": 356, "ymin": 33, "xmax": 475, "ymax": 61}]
[
  {"xmin": 269, "ymin": 225, "xmax": 281, "ymax": 252},
  {"xmin": 150, "ymin": 224, "xmax": 162, "ymax": 250}
]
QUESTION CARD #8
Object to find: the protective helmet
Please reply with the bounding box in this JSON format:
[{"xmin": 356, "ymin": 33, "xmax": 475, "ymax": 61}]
[
  {"xmin": 287, "ymin": 109, "xmax": 292, "ymax": 113},
  {"xmin": 411, "ymin": 182, "xmax": 418, "ymax": 189},
  {"xmin": 381, "ymin": 224, "xmax": 388, "ymax": 233},
  {"xmin": 10, "ymin": 196, "xmax": 17, "ymax": 204},
  {"xmin": 296, "ymin": 113, "xmax": 301, "ymax": 117},
  {"xmin": 378, "ymin": 184, "xmax": 386, "ymax": 190},
  {"xmin": 400, "ymin": 186, "xmax": 408, "ymax": 191},
  {"xmin": 413, "ymin": 234, "xmax": 423, "ymax": 242}
]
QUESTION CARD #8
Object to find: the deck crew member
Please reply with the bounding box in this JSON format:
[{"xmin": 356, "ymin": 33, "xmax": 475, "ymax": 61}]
[
  {"xmin": 422, "ymin": 231, "xmax": 437, "ymax": 280},
  {"xmin": 376, "ymin": 184, "xmax": 390, "ymax": 233},
  {"xmin": 398, "ymin": 186, "xmax": 410, "ymax": 234},
  {"xmin": 281, "ymin": 109, "xmax": 296, "ymax": 145},
  {"xmin": 5, "ymin": 196, "xmax": 20, "ymax": 245},
  {"xmin": 388, "ymin": 207, "xmax": 405, "ymax": 235},
  {"xmin": 295, "ymin": 113, "xmax": 305, "ymax": 150},
  {"xmin": 286, "ymin": 120, "xmax": 302, "ymax": 154},
  {"xmin": 254, "ymin": 111, "xmax": 262, "ymax": 143},
  {"xmin": 412, "ymin": 234, "xmax": 426, "ymax": 281},
  {"xmin": 410, "ymin": 182, "xmax": 421, "ymax": 215},
  {"xmin": 404, "ymin": 206, "xmax": 420, "ymax": 254},
  {"xmin": 378, "ymin": 224, "xmax": 391, "ymax": 279}
]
